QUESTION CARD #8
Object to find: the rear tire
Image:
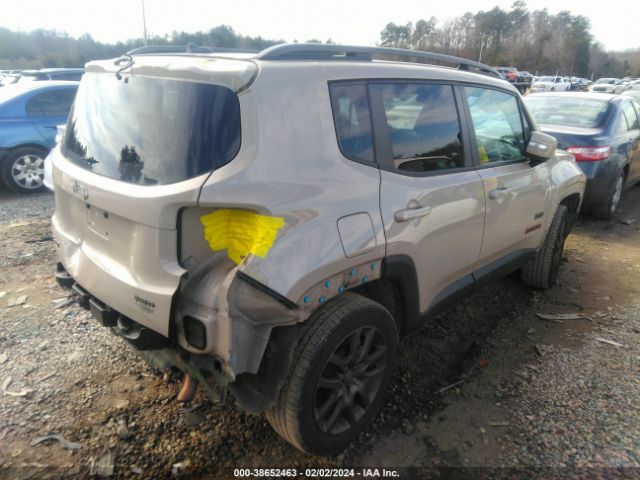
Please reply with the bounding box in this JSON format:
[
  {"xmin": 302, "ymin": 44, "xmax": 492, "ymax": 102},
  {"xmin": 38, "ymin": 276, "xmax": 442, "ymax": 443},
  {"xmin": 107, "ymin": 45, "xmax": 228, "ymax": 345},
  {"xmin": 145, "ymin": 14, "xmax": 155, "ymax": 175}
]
[
  {"xmin": 1, "ymin": 147, "xmax": 48, "ymax": 194},
  {"xmin": 266, "ymin": 293, "xmax": 398, "ymax": 455},
  {"xmin": 592, "ymin": 171, "xmax": 624, "ymax": 220},
  {"xmin": 521, "ymin": 205, "xmax": 568, "ymax": 289}
]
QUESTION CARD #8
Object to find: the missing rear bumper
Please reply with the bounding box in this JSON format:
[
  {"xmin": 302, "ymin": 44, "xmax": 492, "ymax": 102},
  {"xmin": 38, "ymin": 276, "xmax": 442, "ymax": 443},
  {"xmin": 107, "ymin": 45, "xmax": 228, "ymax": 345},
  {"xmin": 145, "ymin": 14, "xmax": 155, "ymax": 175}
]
[{"xmin": 55, "ymin": 262, "xmax": 229, "ymax": 404}]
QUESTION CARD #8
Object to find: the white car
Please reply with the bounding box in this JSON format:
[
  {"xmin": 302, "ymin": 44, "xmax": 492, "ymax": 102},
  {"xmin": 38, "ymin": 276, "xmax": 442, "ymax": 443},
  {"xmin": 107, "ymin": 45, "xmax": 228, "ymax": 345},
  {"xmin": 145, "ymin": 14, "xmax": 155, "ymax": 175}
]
[
  {"xmin": 591, "ymin": 78, "xmax": 625, "ymax": 94},
  {"xmin": 43, "ymin": 125, "xmax": 66, "ymax": 190},
  {"xmin": 530, "ymin": 76, "xmax": 571, "ymax": 92}
]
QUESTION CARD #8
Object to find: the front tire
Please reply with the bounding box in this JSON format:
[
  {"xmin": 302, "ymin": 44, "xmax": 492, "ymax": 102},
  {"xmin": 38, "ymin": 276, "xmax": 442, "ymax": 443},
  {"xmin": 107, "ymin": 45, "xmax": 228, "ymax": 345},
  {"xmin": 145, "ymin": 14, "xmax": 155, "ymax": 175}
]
[
  {"xmin": 266, "ymin": 293, "xmax": 398, "ymax": 455},
  {"xmin": 521, "ymin": 205, "xmax": 569, "ymax": 289},
  {"xmin": 1, "ymin": 147, "xmax": 48, "ymax": 194}
]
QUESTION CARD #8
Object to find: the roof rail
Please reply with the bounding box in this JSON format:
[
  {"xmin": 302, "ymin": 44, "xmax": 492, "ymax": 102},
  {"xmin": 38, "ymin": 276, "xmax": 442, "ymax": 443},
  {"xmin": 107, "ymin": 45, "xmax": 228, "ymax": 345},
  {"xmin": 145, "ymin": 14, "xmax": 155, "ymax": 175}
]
[
  {"xmin": 126, "ymin": 43, "xmax": 259, "ymax": 55},
  {"xmin": 256, "ymin": 43, "xmax": 501, "ymax": 78}
]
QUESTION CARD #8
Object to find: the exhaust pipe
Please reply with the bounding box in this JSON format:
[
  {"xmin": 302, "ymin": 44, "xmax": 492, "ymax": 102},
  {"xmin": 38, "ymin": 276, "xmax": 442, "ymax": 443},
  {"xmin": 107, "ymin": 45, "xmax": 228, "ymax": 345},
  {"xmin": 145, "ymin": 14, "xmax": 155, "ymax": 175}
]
[{"xmin": 176, "ymin": 374, "xmax": 198, "ymax": 402}]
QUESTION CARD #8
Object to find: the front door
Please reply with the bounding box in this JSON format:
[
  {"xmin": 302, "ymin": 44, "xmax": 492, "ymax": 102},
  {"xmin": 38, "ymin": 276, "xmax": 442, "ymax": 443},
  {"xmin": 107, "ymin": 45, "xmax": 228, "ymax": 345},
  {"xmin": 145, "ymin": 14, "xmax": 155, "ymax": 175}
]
[{"xmin": 461, "ymin": 86, "xmax": 550, "ymax": 269}]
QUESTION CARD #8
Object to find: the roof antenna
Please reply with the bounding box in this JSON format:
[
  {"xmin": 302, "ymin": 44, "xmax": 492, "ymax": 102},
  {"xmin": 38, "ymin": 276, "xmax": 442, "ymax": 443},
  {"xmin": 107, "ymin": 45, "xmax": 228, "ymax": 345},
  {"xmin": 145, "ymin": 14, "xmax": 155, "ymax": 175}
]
[{"xmin": 141, "ymin": 0, "xmax": 148, "ymax": 46}]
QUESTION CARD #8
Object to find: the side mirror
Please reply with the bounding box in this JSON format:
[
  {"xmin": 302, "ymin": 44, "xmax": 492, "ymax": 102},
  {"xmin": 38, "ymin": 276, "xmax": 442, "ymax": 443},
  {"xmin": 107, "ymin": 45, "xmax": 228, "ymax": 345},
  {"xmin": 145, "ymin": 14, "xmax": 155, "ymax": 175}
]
[{"xmin": 526, "ymin": 131, "xmax": 557, "ymax": 161}]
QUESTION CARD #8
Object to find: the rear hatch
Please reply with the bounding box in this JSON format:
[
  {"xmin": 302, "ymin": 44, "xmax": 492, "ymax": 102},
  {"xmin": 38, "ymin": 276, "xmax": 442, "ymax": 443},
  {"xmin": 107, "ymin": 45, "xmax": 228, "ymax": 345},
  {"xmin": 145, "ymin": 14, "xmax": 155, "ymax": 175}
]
[{"xmin": 51, "ymin": 55, "xmax": 256, "ymax": 336}]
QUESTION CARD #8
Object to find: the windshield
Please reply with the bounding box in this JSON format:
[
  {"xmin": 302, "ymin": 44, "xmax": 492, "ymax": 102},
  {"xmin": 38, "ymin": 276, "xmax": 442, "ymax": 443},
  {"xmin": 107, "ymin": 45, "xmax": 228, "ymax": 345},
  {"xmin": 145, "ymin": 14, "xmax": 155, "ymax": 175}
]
[
  {"xmin": 63, "ymin": 73, "xmax": 241, "ymax": 186},
  {"xmin": 596, "ymin": 79, "xmax": 615, "ymax": 84},
  {"xmin": 524, "ymin": 96, "xmax": 610, "ymax": 128}
]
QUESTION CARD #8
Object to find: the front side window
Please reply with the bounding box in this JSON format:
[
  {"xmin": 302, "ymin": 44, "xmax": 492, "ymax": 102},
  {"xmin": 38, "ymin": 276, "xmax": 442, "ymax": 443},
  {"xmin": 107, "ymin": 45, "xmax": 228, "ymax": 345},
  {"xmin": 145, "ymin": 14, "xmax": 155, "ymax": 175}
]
[
  {"xmin": 373, "ymin": 83, "xmax": 463, "ymax": 172},
  {"xmin": 464, "ymin": 87, "xmax": 526, "ymax": 164},
  {"xmin": 63, "ymin": 73, "xmax": 241, "ymax": 186},
  {"xmin": 26, "ymin": 88, "xmax": 77, "ymax": 117},
  {"xmin": 329, "ymin": 84, "xmax": 374, "ymax": 163}
]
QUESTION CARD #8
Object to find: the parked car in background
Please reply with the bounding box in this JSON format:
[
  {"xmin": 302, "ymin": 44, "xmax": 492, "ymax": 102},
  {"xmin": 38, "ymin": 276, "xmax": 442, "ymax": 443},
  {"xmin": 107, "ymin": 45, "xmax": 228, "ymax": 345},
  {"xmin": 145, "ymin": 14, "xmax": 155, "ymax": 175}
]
[
  {"xmin": 496, "ymin": 66, "xmax": 518, "ymax": 82},
  {"xmin": 623, "ymin": 90, "xmax": 640, "ymax": 103},
  {"xmin": 0, "ymin": 71, "xmax": 22, "ymax": 87},
  {"xmin": 525, "ymin": 92, "xmax": 640, "ymax": 219},
  {"xmin": 621, "ymin": 77, "xmax": 639, "ymax": 89},
  {"xmin": 43, "ymin": 124, "xmax": 66, "ymax": 191},
  {"xmin": 517, "ymin": 70, "xmax": 533, "ymax": 84},
  {"xmin": 591, "ymin": 78, "xmax": 625, "ymax": 94},
  {"xmin": 0, "ymin": 81, "xmax": 78, "ymax": 193},
  {"xmin": 570, "ymin": 78, "xmax": 592, "ymax": 91},
  {"xmin": 18, "ymin": 68, "xmax": 84, "ymax": 83},
  {"xmin": 530, "ymin": 76, "xmax": 571, "ymax": 92}
]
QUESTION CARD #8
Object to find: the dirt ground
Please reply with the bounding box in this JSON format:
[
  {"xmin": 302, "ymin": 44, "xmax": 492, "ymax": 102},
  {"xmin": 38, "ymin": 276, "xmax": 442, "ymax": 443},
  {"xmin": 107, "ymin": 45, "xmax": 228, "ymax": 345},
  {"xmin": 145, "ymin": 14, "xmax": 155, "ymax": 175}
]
[{"xmin": 1, "ymin": 186, "xmax": 639, "ymax": 479}]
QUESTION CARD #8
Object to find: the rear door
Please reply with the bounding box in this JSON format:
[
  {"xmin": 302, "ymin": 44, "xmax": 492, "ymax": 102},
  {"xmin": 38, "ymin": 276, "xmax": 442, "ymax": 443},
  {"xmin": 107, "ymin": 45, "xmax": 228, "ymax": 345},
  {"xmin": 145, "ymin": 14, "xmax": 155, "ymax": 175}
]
[
  {"xmin": 461, "ymin": 86, "xmax": 550, "ymax": 271},
  {"xmin": 26, "ymin": 87, "xmax": 77, "ymax": 146},
  {"xmin": 374, "ymin": 81, "xmax": 486, "ymax": 316}
]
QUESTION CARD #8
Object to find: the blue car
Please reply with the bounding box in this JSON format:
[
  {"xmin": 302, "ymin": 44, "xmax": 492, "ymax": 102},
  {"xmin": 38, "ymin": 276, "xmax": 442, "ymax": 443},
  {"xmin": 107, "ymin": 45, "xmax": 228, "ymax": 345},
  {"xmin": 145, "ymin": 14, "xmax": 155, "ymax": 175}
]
[
  {"xmin": 525, "ymin": 92, "xmax": 640, "ymax": 219},
  {"xmin": 0, "ymin": 81, "xmax": 78, "ymax": 193}
]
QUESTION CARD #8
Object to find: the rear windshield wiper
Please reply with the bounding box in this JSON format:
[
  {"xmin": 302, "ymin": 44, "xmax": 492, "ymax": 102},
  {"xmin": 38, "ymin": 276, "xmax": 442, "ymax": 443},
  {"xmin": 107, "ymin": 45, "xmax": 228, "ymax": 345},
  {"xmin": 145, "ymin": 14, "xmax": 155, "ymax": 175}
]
[{"xmin": 114, "ymin": 54, "xmax": 135, "ymax": 80}]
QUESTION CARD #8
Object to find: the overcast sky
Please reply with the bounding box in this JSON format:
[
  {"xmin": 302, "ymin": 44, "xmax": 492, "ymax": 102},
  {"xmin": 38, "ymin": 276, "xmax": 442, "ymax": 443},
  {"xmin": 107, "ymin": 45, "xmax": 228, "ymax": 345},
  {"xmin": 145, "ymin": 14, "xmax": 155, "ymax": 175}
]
[{"xmin": 2, "ymin": 0, "xmax": 638, "ymax": 52}]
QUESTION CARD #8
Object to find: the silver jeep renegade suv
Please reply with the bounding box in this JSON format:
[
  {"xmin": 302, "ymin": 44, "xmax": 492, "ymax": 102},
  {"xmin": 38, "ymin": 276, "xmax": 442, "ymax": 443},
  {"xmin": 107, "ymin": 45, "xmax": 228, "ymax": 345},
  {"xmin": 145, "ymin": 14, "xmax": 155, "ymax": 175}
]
[{"xmin": 51, "ymin": 44, "xmax": 586, "ymax": 455}]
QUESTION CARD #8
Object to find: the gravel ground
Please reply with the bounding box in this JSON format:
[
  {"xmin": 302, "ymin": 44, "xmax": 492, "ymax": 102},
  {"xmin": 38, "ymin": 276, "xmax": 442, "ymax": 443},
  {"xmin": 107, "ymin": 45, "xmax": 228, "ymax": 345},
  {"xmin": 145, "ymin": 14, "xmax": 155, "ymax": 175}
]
[{"xmin": 1, "ymin": 187, "xmax": 640, "ymax": 479}]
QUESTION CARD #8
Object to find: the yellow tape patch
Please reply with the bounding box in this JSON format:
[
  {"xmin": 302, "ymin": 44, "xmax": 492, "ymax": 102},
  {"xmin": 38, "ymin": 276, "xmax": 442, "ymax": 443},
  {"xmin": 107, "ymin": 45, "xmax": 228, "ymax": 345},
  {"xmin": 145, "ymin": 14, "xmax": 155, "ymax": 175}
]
[{"xmin": 200, "ymin": 209, "xmax": 285, "ymax": 264}]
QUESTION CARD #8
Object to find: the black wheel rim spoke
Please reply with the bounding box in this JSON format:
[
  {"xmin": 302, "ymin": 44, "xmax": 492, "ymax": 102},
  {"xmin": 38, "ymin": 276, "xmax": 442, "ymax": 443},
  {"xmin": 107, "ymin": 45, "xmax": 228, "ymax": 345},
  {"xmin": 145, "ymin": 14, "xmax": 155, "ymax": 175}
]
[
  {"xmin": 348, "ymin": 329, "xmax": 362, "ymax": 359},
  {"xmin": 317, "ymin": 374, "xmax": 342, "ymax": 390},
  {"xmin": 356, "ymin": 328, "xmax": 376, "ymax": 363},
  {"xmin": 316, "ymin": 391, "xmax": 340, "ymax": 420},
  {"xmin": 362, "ymin": 346, "xmax": 386, "ymax": 366},
  {"xmin": 313, "ymin": 325, "xmax": 387, "ymax": 435},
  {"xmin": 324, "ymin": 397, "xmax": 346, "ymax": 431}
]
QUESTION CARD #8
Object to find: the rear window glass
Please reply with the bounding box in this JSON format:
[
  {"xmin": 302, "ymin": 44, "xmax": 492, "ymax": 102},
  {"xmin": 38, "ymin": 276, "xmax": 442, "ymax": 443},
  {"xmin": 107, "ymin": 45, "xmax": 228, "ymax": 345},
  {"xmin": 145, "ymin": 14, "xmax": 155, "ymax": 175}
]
[
  {"xmin": 524, "ymin": 96, "xmax": 610, "ymax": 128},
  {"xmin": 329, "ymin": 84, "xmax": 374, "ymax": 163},
  {"xmin": 63, "ymin": 73, "xmax": 241, "ymax": 186}
]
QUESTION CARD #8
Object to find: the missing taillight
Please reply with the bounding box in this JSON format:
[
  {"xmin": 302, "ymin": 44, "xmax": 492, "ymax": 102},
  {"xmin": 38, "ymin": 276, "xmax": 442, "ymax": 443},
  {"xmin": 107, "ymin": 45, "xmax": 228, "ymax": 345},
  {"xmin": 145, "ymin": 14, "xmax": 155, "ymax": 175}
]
[{"xmin": 566, "ymin": 146, "xmax": 611, "ymax": 162}]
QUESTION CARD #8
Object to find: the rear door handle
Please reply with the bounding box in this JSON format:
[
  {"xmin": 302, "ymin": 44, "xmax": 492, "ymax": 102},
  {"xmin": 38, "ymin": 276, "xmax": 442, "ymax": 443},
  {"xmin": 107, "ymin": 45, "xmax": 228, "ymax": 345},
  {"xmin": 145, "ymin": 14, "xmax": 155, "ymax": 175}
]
[
  {"xmin": 395, "ymin": 205, "xmax": 432, "ymax": 222},
  {"xmin": 488, "ymin": 185, "xmax": 509, "ymax": 200}
]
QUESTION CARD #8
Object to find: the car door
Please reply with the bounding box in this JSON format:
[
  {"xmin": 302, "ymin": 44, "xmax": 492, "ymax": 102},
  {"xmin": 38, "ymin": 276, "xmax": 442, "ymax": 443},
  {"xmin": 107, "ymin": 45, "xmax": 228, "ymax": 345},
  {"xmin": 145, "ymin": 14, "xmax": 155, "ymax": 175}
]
[
  {"xmin": 373, "ymin": 81, "xmax": 486, "ymax": 317},
  {"xmin": 461, "ymin": 85, "xmax": 550, "ymax": 272},
  {"xmin": 26, "ymin": 87, "xmax": 77, "ymax": 146},
  {"xmin": 622, "ymin": 100, "xmax": 640, "ymax": 183}
]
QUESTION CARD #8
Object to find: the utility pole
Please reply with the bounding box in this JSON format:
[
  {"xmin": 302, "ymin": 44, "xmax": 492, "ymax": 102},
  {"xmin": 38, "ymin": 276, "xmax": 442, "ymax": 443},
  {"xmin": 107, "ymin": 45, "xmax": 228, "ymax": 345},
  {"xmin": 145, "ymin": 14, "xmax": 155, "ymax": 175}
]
[
  {"xmin": 478, "ymin": 35, "xmax": 485, "ymax": 63},
  {"xmin": 141, "ymin": 0, "xmax": 148, "ymax": 46}
]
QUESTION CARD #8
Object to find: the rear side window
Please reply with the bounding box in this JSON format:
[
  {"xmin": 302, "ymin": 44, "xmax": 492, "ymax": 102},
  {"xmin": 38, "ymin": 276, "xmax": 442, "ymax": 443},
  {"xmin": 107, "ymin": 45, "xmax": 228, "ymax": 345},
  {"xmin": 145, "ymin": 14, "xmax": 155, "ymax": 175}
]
[
  {"xmin": 464, "ymin": 87, "xmax": 526, "ymax": 164},
  {"xmin": 26, "ymin": 88, "xmax": 77, "ymax": 117},
  {"xmin": 373, "ymin": 83, "xmax": 463, "ymax": 172},
  {"xmin": 622, "ymin": 101, "xmax": 640, "ymax": 130},
  {"xmin": 329, "ymin": 84, "xmax": 374, "ymax": 163},
  {"xmin": 63, "ymin": 73, "xmax": 241, "ymax": 186}
]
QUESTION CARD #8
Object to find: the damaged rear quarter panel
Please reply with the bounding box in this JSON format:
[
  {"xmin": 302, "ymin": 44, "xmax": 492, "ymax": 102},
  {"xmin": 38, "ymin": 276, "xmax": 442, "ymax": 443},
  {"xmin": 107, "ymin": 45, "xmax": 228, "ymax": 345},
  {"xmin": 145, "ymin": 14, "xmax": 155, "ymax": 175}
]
[{"xmin": 179, "ymin": 63, "xmax": 387, "ymax": 375}]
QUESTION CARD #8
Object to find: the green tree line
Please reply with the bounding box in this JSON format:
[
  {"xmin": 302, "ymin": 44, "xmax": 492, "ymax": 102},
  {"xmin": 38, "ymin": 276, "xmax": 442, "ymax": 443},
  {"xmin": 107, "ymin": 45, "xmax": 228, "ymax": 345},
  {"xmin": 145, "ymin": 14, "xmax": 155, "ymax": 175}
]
[
  {"xmin": 380, "ymin": 1, "xmax": 640, "ymax": 78},
  {"xmin": 0, "ymin": 25, "xmax": 282, "ymax": 69},
  {"xmin": 1, "ymin": 2, "xmax": 638, "ymax": 78}
]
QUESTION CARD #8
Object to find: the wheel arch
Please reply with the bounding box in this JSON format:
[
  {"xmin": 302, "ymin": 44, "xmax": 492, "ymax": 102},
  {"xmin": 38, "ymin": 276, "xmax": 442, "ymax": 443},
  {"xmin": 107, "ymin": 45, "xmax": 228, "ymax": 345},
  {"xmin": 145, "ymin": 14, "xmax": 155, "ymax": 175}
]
[
  {"xmin": 4, "ymin": 143, "xmax": 50, "ymax": 156},
  {"xmin": 231, "ymin": 255, "xmax": 421, "ymax": 413}
]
